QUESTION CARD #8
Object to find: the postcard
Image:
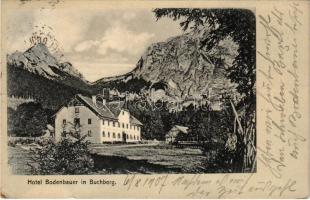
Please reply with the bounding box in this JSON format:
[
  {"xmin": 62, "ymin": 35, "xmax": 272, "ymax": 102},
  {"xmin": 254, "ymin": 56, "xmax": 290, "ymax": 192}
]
[{"xmin": 1, "ymin": 0, "xmax": 309, "ymax": 198}]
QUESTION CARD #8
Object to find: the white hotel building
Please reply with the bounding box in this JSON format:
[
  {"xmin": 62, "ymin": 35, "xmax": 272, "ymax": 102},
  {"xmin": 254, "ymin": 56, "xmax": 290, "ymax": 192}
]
[{"xmin": 54, "ymin": 94, "xmax": 142, "ymax": 143}]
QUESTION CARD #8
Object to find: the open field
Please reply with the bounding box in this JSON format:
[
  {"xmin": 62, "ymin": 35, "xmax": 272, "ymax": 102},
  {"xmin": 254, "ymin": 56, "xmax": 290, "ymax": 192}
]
[
  {"xmin": 8, "ymin": 143, "xmax": 213, "ymax": 174},
  {"xmin": 90, "ymin": 144, "xmax": 210, "ymax": 173}
]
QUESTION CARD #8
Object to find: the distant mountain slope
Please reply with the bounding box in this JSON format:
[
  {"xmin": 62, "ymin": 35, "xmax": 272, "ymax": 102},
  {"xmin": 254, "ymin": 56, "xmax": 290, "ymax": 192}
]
[
  {"xmin": 7, "ymin": 43, "xmax": 91, "ymax": 91},
  {"xmin": 94, "ymin": 28, "xmax": 239, "ymax": 103},
  {"xmin": 92, "ymin": 72, "xmax": 151, "ymax": 94},
  {"xmin": 7, "ymin": 43, "xmax": 92, "ymax": 109},
  {"xmin": 7, "ymin": 26, "xmax": 239, "ymax": 110}
]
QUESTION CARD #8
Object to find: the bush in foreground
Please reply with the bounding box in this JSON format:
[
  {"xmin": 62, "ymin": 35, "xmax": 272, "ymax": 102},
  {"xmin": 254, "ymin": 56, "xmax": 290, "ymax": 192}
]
[{"xmin": 29, "ymin": 125, "xmax": 94, "ymax": 175}]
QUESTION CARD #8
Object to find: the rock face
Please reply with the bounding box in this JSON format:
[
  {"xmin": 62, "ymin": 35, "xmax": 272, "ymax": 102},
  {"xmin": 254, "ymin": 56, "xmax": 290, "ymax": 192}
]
[
  {"xmin": 8, "ymin": 43, "xmax": 86, "ymax": 82},
  {"xmin": 134, "ymin": 34, "xmax": 217, "ymax": 99},
  {"xmin": 7, "ymin": 28, "xmax": 240, "ymax": 109},
  {"xmin": 96, "ymin": 28, "xmax": 239, "ymax": 103},
  {"xmin": 136, "ymin": 30, "xmax": 239, "ymax": 98},
  {"xmin": 7, "ymin": 43, "xmax": 91, "ymax": 109},
  {"xmin": 7, "ymin": 43, "xmax": 91, "ymax": 92}
]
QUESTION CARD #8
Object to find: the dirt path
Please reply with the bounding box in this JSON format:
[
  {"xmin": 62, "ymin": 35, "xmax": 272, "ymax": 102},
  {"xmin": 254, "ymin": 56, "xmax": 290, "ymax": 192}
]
[{"xmin": 91, "ymin": 143, "xmax": 160, "ymax": 149}]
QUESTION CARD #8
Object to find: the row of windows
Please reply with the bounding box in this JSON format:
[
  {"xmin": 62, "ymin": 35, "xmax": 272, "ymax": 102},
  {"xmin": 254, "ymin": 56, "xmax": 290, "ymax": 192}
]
[
  {"xmin": 61, "ymin": 126, "xmax": 139, "ymax": 140},
  {"xmin": 85, "ymin": 130, "xmax": 140, "ymax": 140},
  {"xmin": 102, "ymin": 131, "xmax": 139, "ymax": 140},
  {"xmin": 62, "ymin": 118, "xmax": 139, "ymax": 134},
  {"xmin": 63, "ymin": 118, "xmax": 92, "ymax": 125},
  {"xmin": 103, "ymin": 120, "xmax": 140, "ymax": 131},
  {"xmin": 62, "ymin": 118, "xmax": 140, "ymax": 131},
  {"xmin": 72, "ymin": 108, "xmax": 138, "ymax": 129}
]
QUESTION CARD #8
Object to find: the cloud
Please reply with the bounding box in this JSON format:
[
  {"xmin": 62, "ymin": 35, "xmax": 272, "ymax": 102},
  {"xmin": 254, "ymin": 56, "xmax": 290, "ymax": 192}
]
[
  {"xmin": 122, "ymin": 11, "xmax": 136, "ymax": 20},
  {"xmin": 5, "ymin": 11, "xmax": 35, "ymax": 53},
  {"xmin": 67, "ymin": 53, "xmax": 129, "ymax": 64},
  {"xmin": 99, "ymin": 23, "xmax": 154, "ymax": 56},
  {"xmin": 70, "ymin": 60, "xmax": 134, "ymax": 82},
  {"xmin": 103, "ymin": 53, "xmax": 129, "ymax": 63},
  {"xmin": 73, "ymin": 22, "xmax": 154, "ymax": 58},
  {"xmin": 5, "ymin": 7, "xmax": 182, "ymax": 81},
  {"xmin": 74, "ymin": 40, "xmax": 100, "ymax": 52},
  {"xmin": 31, "ymin": 10, "xmax": 93, "ymax": 52},
  {"xmin": 6, "ymin": 9, "xmax": 94, "ymax": 53}
]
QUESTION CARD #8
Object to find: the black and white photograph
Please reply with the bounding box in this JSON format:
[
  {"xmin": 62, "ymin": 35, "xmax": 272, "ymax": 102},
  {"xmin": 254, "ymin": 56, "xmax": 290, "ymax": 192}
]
[{"xmin": 6, "ymin": 6, "xmax": 256, "ymax": 175}]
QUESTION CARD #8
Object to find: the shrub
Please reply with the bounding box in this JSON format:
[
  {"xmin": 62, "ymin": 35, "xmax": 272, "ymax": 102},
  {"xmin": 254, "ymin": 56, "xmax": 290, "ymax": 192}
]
[{"xmin": 29, "ymin": 125, "xmax": 94, "ymax": 175}]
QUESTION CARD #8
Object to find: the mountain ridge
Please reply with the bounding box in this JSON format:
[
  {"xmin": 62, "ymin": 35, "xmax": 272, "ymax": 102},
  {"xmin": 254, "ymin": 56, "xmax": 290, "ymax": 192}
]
[
  {"xmin": 7, "ymin": 43, "xmax": 92, "ymax": 109},
  {"xmin": 7, "ymin": 27, "xmax": 240, "ymax": 109},
  {"xmin": 94, "ymin": 28, "xmax": 239, "ymax": 103},
  {"xmin": 7, "ymin": 43, "xmax": 91, "ymax": 93}
]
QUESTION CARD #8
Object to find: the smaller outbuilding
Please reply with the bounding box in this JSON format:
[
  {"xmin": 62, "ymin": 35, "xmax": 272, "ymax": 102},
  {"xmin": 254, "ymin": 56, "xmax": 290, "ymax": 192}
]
[{"xmin": 165, "ymin": 125, "xmax": 189, "ymax": 144}]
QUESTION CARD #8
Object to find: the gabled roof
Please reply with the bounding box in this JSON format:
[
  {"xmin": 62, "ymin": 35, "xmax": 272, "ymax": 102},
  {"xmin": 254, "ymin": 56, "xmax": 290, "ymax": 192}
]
[
  {"xmin": 130, "ymin": 115, "xmax": 143, "ymax": 126},
  {"xmin": 105, "ymin": 101, "xmax": 125, "ymax": 116},
  {"xmin": 174, "ymin": 125, "xmax": 189, "ymax": 133},
  {"xmin": 105, "ymin": 100, "xmax": 142, "ymax": 126},
  {"xmin": 169, "ymin": 125, "xmax": 189, "ymax": 134},
  {"xmin": 58, "ymin": 94, "xmax": 143, "ymax": 126},
  {"xmin": 166, "ymin": 125, "xmax": 189, "ymax": 138},
  {"xmin": 76, "ymin": 94, "xmax": 117, "ymax": 120}
]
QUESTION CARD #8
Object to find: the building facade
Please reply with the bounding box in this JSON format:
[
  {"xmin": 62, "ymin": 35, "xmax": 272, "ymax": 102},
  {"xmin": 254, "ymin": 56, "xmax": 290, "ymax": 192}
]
[
  {"xmin": 54, "ymin": 94, "xmax": 142, "ymax": 143},
  {"xmin": 165, "ymin": 125, "xmax": 189, "ymax": 144}
]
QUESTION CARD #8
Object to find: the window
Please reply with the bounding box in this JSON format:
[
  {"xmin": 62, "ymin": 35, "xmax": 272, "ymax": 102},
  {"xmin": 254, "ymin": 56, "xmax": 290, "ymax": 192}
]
[
  {"xmin": 112, "ymin": 133, "xmax": 116, "ymax": 138},
  {"xmin": 102, "ymin": 131, "xmax": 105, "ymax": 137},
  {"xmin": 122, "ymin": 111, "xmax": 124, "ymax": 115},
  {"xmin": 126, "ymin": 134, "xmax": 129, "ymax": 139},
  {"xmin": 63, "ymin": 119, "xmax": 66, "ymax": 125},
  {"xmin": 87, "ymin": 130, "xmax": 92, "ymax": 137},
  {"xmin": 122, "ymin": 123, "xmax": 124, "ymax": 128},
  {"xmin": 118, "ymin": 133, "xmax": 121, "ymax": 139},
  {"xmin": 61, "ymin": 131, "xmax": 66, "ymax": 137},
  {"xmin": 137, "ymin": 127, "xmax": 139, "ymax": 131},
  {"xmin": 126, "ymin": 124, "xmax": 128, "ymax": 129},
  {"xmin": 113, "ymin": 122, "xmax": 115, "ymax": 127},
  {"xmin": 134, "ymin": 126, "xmax": 136, "ymax": 130},
  {"xmin": 88, "ymin": 118, "xmax": 92, "ymax": 124},
  {"xmin": 130, "ymin": 125, "xmax": 132, "ymax": 129},
  {"xmin": 118, "ymin": 122, "xmax": 120, "ymax": 127},
  {"xmin": 108, "ymin": 132, "xmax": 110, "ymax": 137},
  {"xmin": 102, "ymin": 120, "xmax": 105, "ymax": 125},
  {"xmin": 130, "ymin": 135, "xmax": 132, "ymax": 139},
  {"xmin": 108, "ymin": 121, "xmax": 110, "ymax": 126},
  {"xmin": 134, "ymin": 135, "xmax": 136, "ymax": 140},
  {"xmin": 75, "ymin": 107, "xmax": 79, "ymax": 113},
  {"xmin": 137, "ymin": 136, "xmax": 139, "ymax": 140},
  {"xmin": 74, "ymin": 118, "xmax": 80, "ymax": 126}
]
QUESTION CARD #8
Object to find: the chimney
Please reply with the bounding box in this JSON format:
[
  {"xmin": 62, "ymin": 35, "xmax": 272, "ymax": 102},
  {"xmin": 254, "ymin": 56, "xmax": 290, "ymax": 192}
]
[
  {"xmin": 103, "ymin": 88, "xmax": 110, "ymax": 102},
  {"xmin": 92, "ymin": 95, "xmax": 96, "ymax": 105}
]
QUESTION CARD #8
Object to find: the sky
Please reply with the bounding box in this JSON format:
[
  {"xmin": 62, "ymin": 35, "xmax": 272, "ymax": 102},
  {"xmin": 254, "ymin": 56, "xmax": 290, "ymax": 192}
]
[{"xmin": 6, "ymin": 7, "xmax": 183, "ymax": 82}]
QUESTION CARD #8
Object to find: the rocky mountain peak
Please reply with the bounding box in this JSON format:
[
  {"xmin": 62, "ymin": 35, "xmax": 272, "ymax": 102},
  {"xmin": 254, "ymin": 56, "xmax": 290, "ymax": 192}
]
[
  {"xmin": 8, "ymin": 43, "xmax": 86, "ymax": 81},
  {"xmin": 24, "ymin": 43, "xmax": 58, "ymax": 67},
  {"xmin": 26, "ymin": 42, "xmax": 50, "ymax": 54},
  {"xmin": 130, "ymin": 30, "xmax": 239, "ymax": 102}
]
